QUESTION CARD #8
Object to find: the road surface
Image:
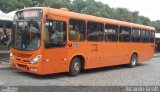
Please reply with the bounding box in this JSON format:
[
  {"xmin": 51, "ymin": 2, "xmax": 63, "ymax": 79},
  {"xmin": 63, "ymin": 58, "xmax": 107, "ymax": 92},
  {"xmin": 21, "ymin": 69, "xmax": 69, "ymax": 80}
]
[{"xmin": 0, "ymin": 57, "xmax": 160, "ymax": 86}]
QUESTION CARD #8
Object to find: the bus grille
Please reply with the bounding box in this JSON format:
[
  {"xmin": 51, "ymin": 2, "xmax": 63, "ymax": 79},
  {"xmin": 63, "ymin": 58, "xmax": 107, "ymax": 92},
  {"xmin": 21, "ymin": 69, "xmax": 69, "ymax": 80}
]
[
  {"xmin": 17, "ymin": 64, "xmax": 27, "ymax": 69},
  {"xmin": 13, "ymin": 53, "xmax": 32, "ymax": 58},
  {"xmin": 16, "ymin": 58, "xmax": 30, "ymax": 64}
]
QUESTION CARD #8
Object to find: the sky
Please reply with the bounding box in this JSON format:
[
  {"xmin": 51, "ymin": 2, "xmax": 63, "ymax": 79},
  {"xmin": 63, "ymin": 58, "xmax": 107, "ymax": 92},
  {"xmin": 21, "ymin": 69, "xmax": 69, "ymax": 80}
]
[{"xmin": 95, "ymin": 0, "xmax": 160, "ymax": 21}]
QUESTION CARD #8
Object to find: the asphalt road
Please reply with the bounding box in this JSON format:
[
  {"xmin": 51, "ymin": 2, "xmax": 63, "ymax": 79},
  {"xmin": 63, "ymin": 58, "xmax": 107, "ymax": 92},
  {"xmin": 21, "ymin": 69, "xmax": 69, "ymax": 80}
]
[{"xmin": 0, "ymin": 57, "xmax": 160, "ymax": 86}]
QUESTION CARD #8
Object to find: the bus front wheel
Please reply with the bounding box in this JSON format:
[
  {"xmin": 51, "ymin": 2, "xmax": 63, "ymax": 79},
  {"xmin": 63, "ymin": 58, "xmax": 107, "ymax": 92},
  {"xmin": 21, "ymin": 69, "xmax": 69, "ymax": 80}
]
[
  {"xmin": 129, "ymin": 54, "xmax": 137, "ymax": 68},
  {"xmin": 69, "ymin": 57, "xmax": 81, "ymax": 77}
]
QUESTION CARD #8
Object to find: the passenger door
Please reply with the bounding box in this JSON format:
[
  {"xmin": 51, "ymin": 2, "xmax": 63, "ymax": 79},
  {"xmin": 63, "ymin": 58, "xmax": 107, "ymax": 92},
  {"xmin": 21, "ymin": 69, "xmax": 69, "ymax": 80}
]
[{"xmin": 43, "ymin": 16, "xmax": 68, "ymax": 74}]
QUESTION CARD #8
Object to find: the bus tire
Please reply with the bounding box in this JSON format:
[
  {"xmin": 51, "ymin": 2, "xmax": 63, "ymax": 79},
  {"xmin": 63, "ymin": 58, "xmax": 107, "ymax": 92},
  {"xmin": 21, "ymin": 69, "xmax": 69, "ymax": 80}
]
[
  {"xmin": 129, "ymin": 54, "xmax": 137, "ymax": 68},
  {"xmin": 69, "ymin": 57, "xmax": 81, "ymax": 77}
]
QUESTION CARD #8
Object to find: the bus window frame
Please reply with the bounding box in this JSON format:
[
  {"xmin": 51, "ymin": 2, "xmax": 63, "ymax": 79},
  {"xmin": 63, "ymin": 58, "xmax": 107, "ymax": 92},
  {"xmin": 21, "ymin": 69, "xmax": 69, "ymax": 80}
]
[
  {"xmin": 141, "ymin": 29, "xmax": 150, "ymax": 43},
  {"xmin": 150, "ymin": 31, "xmax": 155, "ymax": 43},
  {"xmin": 44, "ymin": 19, "xmax": 67, "ymax": 49},
  {"xmin": 68, "ymin": 18, "xmax": 86, "ymax": 42},
  {"xmin": 131, "ymin": 28, "xmax": 141, "ymax": 43},
  {"xmin": 87, "ymin": 21, "xmax": 104, "ymax": 42},
  {"xmin": 104, "ymin": 24, "xmax": 118, "ymax": 42},
  {"xmin": 119, "ymin": 26, "xmax": 131, "ymax": 42}
]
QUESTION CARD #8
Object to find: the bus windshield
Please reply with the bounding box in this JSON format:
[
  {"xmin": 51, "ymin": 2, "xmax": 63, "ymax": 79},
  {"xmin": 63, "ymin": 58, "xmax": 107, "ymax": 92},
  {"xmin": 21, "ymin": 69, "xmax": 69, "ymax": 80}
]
[
  {"xmin": 12, "ymin": 9, "xmax": 42, "ymax": 50},
  {"xmin": 12, "ymin": 20, "xmax": 41, "ymax": 50}
]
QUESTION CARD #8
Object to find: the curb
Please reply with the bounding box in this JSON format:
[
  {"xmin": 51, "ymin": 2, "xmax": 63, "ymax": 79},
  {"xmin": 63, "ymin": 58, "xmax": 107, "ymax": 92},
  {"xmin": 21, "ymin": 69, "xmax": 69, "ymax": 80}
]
[
  {"xmin": 154, "ymin": 55, "xmax": 160, "ymax": 58},
  {"xmin": 0, "ymin": 60, "xmax": 10, "ymax": 70},
  {"xmin": 0, "ymin": 64, "xmax": 11, "ymax": 70},
  {"xmin": 0, "ymin": 60, "xmax": 9, "ymax": 64},
  {"xmin": 154, "ymin": 53, "xmax": 160, "ymax": 57}
]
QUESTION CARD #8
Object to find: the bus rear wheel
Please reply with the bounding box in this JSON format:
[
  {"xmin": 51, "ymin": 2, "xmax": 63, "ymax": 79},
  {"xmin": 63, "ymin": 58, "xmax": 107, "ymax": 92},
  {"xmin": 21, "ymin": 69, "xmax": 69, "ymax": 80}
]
[
  {"xmin": 69, "ymin": 57, "xmax": 81, "ymax": 77},
  {"xmin": 129, "ymin": 54, "xmax": 137, "ymax": 68}
]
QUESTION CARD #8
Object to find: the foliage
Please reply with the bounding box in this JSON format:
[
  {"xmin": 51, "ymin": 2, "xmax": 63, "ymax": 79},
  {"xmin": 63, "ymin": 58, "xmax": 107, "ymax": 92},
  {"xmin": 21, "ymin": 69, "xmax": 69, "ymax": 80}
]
[
  {"xmin": 0, "ymin": 0, "xmax": 160, "ymax": 32},
  {"xmin": 151, "ymin": 20, "xmax": 160, "ymax": 33},
  {"xmin": 0, "ymin": 0, "xmax": 32, "ymax": 13}
]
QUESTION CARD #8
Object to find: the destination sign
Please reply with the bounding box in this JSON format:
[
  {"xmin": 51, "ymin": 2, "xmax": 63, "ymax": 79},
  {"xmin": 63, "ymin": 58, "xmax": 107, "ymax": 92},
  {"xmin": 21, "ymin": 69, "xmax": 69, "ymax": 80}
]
[{"xmin": 14, "ymin": 9, "xmax": 42, "ymax": 20}]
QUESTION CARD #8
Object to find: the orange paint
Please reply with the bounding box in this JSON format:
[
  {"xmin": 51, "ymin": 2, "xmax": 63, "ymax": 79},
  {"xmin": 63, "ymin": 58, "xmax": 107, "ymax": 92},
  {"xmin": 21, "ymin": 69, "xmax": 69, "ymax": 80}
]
[{"xmin": 10, "ymin": 7, "xmax": 155, "ymax": 75}]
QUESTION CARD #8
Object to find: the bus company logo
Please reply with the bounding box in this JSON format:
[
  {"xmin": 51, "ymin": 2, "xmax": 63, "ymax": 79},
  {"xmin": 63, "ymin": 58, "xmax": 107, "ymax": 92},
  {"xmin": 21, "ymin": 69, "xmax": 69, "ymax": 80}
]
[{"xmin": 74, "ymin": 43, "xmax": 78, "ymax": 48}]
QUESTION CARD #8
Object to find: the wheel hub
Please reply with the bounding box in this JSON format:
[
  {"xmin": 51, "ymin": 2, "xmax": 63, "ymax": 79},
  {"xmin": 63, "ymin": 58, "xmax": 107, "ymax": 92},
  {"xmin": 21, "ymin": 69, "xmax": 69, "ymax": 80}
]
[{"xmin": 74, "ymin": 62, "xmax": 80, "ymax": 72}]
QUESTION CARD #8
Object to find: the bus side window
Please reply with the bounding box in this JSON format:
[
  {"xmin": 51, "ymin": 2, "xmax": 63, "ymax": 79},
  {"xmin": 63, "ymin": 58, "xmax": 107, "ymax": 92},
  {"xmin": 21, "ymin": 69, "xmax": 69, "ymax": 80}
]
[
  {"xmin": 119, "ymin": 26, "xmax": 131, "ymax": 42},
  {"xmin": 44, "ymin": 19, "xmax": 67, "ymax": 48},
  {"xmin": 69, "ymin": 19, "xmax": 86, "ymax": 41},
  {"xmin": 104, "ymin": 24, "xmax": 118, "ymax": 42},
  {"xmin": 131, "ymin": 28, "xmax": 141, "ymax": 42},
  {"xmin": 150, "ymin": 31, "xmax": 155, "ymax": 43},
  {"xmin": 146, "ymin": 30, "xmax": 150, "ymax": 43},
  {"xmin": 141, "ymin": 30, "xmax": 150, "ymax": 43},
  {"xmin": 87, "ymin": 22, "xmax": 104, "ymax": 41}
]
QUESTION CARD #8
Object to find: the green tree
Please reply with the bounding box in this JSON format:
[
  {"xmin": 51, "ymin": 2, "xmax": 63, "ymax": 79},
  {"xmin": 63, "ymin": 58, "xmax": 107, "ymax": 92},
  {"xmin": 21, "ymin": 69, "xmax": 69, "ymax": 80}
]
[
  {"xmin": 43, "ymin": 0, "xmax": 72, "ymax": 10},
  {"xmin": 131, "ymin": 11, "xmax": 141, "ymax": 24},
  {"xmin": 151, "ymin": 20, "xmax": 160, "ymax": 33},
  {"xmin": 139, "ymin": 16, "xmax": 151, "ymax": 25},
  {"xmin": 71, "ymin": 0, "xmax": 86, "ymax": 13},
  {"xmin": 0, "ymin": 0, "xmax": 160, "ymax": 30},
  {"xmin": 0, "ymin": 0, "xmax": 32, "ymax": 13}
]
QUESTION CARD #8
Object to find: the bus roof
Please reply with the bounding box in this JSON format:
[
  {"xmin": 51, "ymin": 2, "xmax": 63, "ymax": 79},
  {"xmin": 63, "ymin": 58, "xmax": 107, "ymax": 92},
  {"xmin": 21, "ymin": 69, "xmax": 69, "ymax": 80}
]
[{"xmin": 19, "ymin": 7, "xmax": 155, "ymax": 31}]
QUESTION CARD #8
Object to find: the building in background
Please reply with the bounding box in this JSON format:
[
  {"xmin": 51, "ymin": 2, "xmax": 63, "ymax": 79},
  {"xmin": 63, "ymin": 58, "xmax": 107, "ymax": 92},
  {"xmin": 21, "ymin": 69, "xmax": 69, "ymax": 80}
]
[{"xmin": 0, "ymin": 10, "xmax": 15, "ymax": 48}]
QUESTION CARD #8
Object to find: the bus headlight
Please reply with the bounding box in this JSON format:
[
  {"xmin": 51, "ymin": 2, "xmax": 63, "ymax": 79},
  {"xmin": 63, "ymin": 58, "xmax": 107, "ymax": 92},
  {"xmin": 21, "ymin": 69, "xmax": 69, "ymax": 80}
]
[
  {"xmin": 31, "ymin": 55, "xmax": 42, "ymax": 64},
  {"xmin": 10, "ymin": 52, "xmax": 15, "ymax": 60}
]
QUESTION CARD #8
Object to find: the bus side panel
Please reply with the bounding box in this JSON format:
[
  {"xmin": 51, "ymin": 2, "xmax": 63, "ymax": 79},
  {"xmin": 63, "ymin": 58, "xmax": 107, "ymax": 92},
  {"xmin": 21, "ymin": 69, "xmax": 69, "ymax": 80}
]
[
  {"xmin": 148, "ymin": 43, "xmax": 155, "ymax": 59},
  {"xmin": 138, "ymin": 43, "xmax": 151, "ymax": 62},
  {"xmin": 116, "ymin": 43, "xmax": 132, "ymax": 64},
  {"xmin": 67, "ymin": 42, "xmax": 105, "ymax": 69},
  {"xmin": 102, "ymin": 42, "xmax": 119, "ymax": 66},
  {"xmin": 85, "ymin": 42, "xmax": 104, "ymax": 68},
  {"xmin": 145, "ymin": 43, "xmax": 154, "ymax": 61},
  {"xmin": 42, "ymin": 48, "xmax": 69, "ymax": 74},
  {"xmin": 67, "ymin": 42, "xmax": 88, "ymax": 67},
  {"xmin": 130, "ymin": 43, "xmax": 141, "ymax": 62}
]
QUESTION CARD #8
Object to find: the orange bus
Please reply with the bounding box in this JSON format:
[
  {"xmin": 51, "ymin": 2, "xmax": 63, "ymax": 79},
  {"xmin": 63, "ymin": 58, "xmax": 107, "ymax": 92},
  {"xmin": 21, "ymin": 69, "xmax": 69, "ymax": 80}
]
[{"xmin": 10, "ymin": 7, "xmax": 155, "ymax": 76}]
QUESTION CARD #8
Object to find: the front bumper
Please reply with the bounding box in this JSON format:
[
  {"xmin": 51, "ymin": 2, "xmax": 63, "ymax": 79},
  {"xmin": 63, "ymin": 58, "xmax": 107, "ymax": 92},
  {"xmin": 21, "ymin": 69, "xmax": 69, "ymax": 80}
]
[{"xmin": 10, "ymin": 59, "xmax": 43, "ymax": 75}]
